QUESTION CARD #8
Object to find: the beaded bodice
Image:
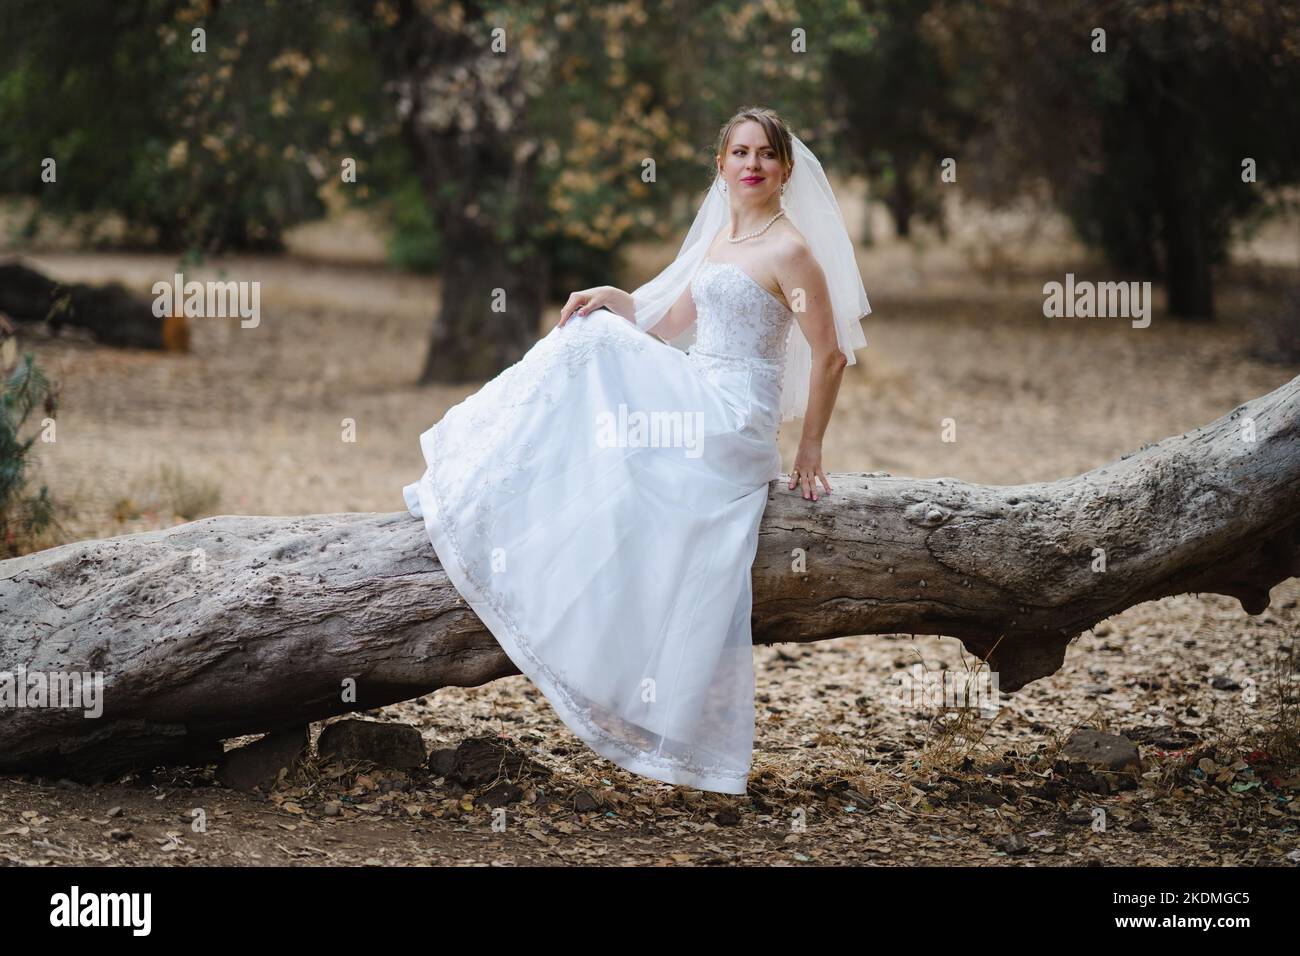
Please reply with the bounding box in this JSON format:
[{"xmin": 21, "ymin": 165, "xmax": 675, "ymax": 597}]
[{"xmin": 688, "ymin": 259, "xmax": 794, "ymax": 368}]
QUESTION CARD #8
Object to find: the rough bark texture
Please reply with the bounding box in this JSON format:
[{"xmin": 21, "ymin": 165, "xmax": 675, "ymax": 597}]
[{"xmin": 2, "ymin": 374, "xmax": 1297, "ymax": 779}]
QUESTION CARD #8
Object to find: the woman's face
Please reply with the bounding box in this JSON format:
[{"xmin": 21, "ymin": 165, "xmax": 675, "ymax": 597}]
[{"xmin": 717, "ymin": 120, "xmax": 787, "ymax": 203}]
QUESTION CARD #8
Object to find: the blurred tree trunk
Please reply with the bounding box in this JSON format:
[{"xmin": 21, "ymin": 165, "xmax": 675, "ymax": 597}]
[
  {"xmin": 1154, "ymin": 61, "xmax": 1214, "ymax": 319},
  {"xmin": 1158, "ymin": 173, "xmax": 1214, "ymax": 319},
  {"xmin": 885, "ymin": 169, "xmax": 913, "ymax": 239},
  {"xmin": 355, "ymin": 0, "xmax": 547, "ymax": 383},
  {"xmin": 409, "ymin": 125, "xmax": 547, "ymax": 381}
]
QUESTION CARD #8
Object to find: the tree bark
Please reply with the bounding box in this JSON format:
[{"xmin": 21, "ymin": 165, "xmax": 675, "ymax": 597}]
[
  {"xmin": 355, "ymin": 0, "xmax": 548, "ymax": 384},
  {"xmin": 2, "ymin": 374, "xmax": 1297, "ymax": 779}
]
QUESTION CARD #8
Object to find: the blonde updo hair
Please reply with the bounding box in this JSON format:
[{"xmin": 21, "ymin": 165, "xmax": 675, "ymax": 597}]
[{"xmin": 713, "ymin": 107, "xmax": 795, "ymax": 185}]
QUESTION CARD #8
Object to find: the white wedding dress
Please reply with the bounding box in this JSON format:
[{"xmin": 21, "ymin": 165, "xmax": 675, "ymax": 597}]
[{"xmin": 402, "ymin": 257, "xmax": 795, "ymax": 794}]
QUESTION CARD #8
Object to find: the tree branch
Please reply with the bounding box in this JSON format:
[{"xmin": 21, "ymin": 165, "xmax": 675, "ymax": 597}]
[{"xmin": 2, "ymin": 373, "xmax": 1296, "ymax": 778}]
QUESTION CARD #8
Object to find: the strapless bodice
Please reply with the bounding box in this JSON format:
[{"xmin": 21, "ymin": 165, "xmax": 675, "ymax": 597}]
[
  {"xmin": 685, "ymin": 258, "xmax": 794, "ymax": 443},
  {"xmin": 688, "ymin": 259, "xmax": 794, "ymax": 369}
]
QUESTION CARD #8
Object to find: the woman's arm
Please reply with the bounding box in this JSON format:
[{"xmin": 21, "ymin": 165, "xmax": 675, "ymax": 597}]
[
  {"xmin": 558, "ymin": 284, "xmax": 695, "ymax": 338},
  {"xmin": 560, "ymin": 286, "xmax": 633, "ymax": 326},
  {"xmin": 783, "ymin": 245, "xmax": 847, "ymax": 500}
]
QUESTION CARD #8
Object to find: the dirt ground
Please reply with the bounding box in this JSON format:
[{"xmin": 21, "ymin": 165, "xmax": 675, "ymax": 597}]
[{"xmin": 2, "ymin": 194, "xmax": 1299, "ymax": 866}]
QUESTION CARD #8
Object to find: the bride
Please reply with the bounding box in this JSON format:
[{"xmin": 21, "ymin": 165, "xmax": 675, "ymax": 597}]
[{"xmin": 402, "ymin": 107, "xmax": 870, "ymax": 795}]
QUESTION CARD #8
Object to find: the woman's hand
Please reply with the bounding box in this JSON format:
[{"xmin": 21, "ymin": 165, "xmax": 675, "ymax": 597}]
[
  {"xmin": 788, "ymin": 439, "xmax": 832, "ymax": 501},
  {"xmin": 559, "ymin": 286, "xmax": 633, "ymax": 327}
]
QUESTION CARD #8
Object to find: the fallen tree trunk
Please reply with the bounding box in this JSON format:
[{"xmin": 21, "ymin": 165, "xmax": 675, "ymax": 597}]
[
  {"xmin": 2, "ymin": 373, "xmax": 1298, "ymax": 779},
  {"xmin": 0, "ymin": 260, "xmax": 184, "ymax": 350}
]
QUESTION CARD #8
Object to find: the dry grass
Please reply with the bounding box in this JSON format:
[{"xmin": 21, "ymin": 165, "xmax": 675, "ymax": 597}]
[{"xmin": 110, "ymin": 461, "xmax": 223, "ymax": 525}]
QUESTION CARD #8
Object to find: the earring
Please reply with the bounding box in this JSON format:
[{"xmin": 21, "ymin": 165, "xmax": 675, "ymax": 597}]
[
  {"xmin": 720, "ymin": 179, "xmax": 728, "ymax": 194},
  {"xmin": 781, "ymin": 181, "xmax": 787, "ymax": 194}
]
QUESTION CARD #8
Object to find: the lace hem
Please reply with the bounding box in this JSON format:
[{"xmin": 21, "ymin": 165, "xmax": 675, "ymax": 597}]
[{"xmin": 421, "ymin": 471, "xmax": 751, "ymax": 791}]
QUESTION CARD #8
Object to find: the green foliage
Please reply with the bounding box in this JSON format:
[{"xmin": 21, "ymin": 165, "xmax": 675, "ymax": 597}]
[
  {"xmin": 8, "ymin": 0, "xmax": 1290, "ymax": 323},
  {"xmin": 0, "ymin": 0, "xmax": 883, "ymax": 281},
  {"xmin": 380, "ymin": 178, "xmax": 443, "ymax": 274},
  {"xmin": 0, "ymin": 0, "xmax": 395, "ymax": 255},
  {"xmin": 0, "ymin": 353, "xmax": 59, "ymax": 557},
  {"xmin": 930, "ymin": 0, "xmax": 1300, "ymax": 314},
  {"xmin": 826, "ymin": 0, "xmax": 982, "ymax": 240},
  {"xmin": 514, "ymin": 0, "xmax": 858, "ymax": 286},
  {"xmin": 1047, "ymin": 3, "xmax": 1291, "ymax": 278}
]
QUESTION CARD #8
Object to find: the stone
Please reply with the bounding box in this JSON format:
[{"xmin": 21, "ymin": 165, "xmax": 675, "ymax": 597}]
[
  {"xmin": 316, "ymin": 719, "xmax": 427, "ymax": 769},
  {"xmin": 1060, "ymin": 728, "xmax": 1140, "ymax": 772},
  {"xmin": 439, "ymin": 736, "xmax": 534, "ymax": 788},
  {"xmin": 217, "ymin": 725, "xmax": 309, "ymax": 793}
]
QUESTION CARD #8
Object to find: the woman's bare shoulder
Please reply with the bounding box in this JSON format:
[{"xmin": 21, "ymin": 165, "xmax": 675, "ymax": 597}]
[{"xmin": 771, "ymin": 221, "xmax": 815, "ymax": 269}]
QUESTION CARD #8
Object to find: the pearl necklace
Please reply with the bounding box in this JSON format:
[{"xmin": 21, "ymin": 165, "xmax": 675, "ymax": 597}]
[{"xmin": 727, "ymin": 208, "xmax": 785, "ymax": 243}]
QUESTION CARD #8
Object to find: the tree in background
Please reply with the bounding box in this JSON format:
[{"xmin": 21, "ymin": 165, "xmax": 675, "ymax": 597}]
[
  {"xmin": 0, "ymin": 0, "xmax": 390, "ymax": 252},
  {"xmin": 932, "ymin": 0, "xmax": 1300, "ymax": 318},
  {"xmin": 1, "ymin": 0, "xmax": 861, "ymax": 382},
  {"xmin": 22, "ymin": 0, "xmax": 1295, "ymax": 373},
  {"xmin": 342, "ymin": 0, "xmax": 855, "ymax": 382},
  {"xmin": 349, "ymin": 0, "xmax": 552, "ymax": 381},
  {"xmin": 824, "ymin": 0, "xmax": 983, "ymax": 240}
]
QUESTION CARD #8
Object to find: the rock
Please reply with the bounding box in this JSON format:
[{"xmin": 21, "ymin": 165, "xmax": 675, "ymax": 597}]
[
  {"xmin": 427, "ymin": 747, "xmax": 457, "ymax": 778},
  {"xmin": 316, "ymin": 719, "xmax": 426, "ymax": 769},
  {"xmin": 1060, "ymin": 729, "xmax": 1141, "ymax": 772},
  {"xmin": 998, "ymin": 833, "xmax": 1029, "ymax": 855},
  {"xmin": 1210, "ymin": 675, "xmax": 1241, "ymax": 691},
  {"xmin": 216, "ymin": 726, "xmax": 309, "ymax": 793},
  {"xmin": 439, "ymin": 736, "xmax": 535, "ymax": 788}
]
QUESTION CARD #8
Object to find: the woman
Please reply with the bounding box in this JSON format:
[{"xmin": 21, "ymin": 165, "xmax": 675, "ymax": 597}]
[{"xmin": 402, "ymin": 107, "xmax": 870, "ymax": 795}]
